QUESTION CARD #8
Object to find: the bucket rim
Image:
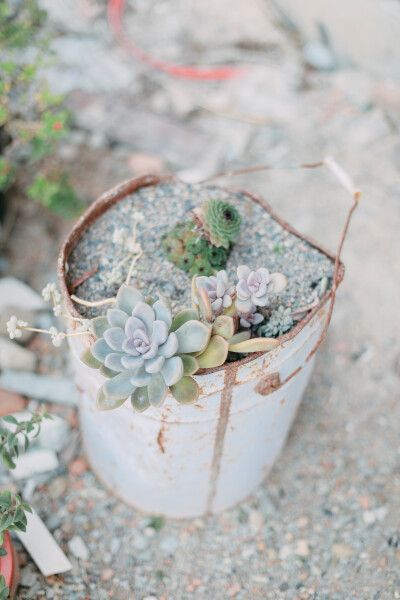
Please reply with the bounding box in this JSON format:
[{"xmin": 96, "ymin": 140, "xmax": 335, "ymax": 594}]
[{"xmin": 57, "ymin": 174, "xmax": 344, "ymax": 375}]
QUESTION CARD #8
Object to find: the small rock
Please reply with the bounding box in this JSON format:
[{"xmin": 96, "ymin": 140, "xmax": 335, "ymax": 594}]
[
  {"xmin": 0, "ymin": 337, "xmax": 37, "ymax": 371},
  {"xmin": 363, "ymin": 510, "xmax": 376, "ymax": 525},
  {"xmin": 142, "ymin": 597, "xmax": 158, "ymax": 600},
  {"xmin": 248, "ymin": 509, "xmax": 264, "ymax": 533},
  {"xmin": 101, "ymin": 568, "xmax": 115, "ymax": 582},
  {"xmin": 0, "ymin": 307, "xmax": 37, "ymax": 344},
  {"xmin": 47, "ymin": 476, "xmax": 68, "ymax": 500},
  {"xmin": 36, "ymin": 415, "xmax": 71, "ymax": 453},
  {"xmin": 0, "ymin": 278, "xmax": 46, "ymax": 313},
  {"xmin": 127, "ymin": 153, "xmax": 166, "ymax": 176},
  {"xmin": 0, "ymin": 371, "xmax": 78, "ymax": 406},
  {"xmin": 295, "ymin": 539, "xmax": 310, "ymax": 557},
  {"xmin": 68, "ymin": 535, "xmax": 89, "ymax": 561},
  {"xmin": 303, "ymin": 40, "xmax": 335, "ymax": 71},
  {"xmin": 332, "ymin": 542, "xmax": 354, "ymax": 559},
  {"xmin": 20, "ymin": 564, "xmax": 39, "ymax": 587},
  {"xmin": 0, "ymin": 388, "xmax": 27, "ymax": 416},
  {"xmin": 110, "ymin": 537, "xmax": 121, "ymax": 555},
  {"xmin": 279, "ymin": 544, "xmax": 293, "ymax": 560},
  {"xmin": 132, "ymin": 533, "xmax": 149, "ymax": 551},
  {"xmin": 68, "ymin": 456, "xmax": 89, "ymax": 477},
  {"xmin": 227, "ymin": 582, "xmax": 242, "ymax": 597},
  {"xmin": 160, "ymin": 535, "xmax": 179, "ymax": 554},
  {"xmin": 12, "ymin": 449, "xmax": 59, "ymax": 479}
]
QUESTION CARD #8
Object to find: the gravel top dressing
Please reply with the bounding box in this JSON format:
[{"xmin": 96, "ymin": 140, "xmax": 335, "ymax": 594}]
[{"xmin": 66, "ymin": 182, "xmax": 334, "ymax": 321}]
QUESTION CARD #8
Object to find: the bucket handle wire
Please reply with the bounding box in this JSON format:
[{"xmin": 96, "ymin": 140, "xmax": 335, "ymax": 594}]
[{"xmin": 200, "ymin": 157, "xmax": 361, "ymax": 389}]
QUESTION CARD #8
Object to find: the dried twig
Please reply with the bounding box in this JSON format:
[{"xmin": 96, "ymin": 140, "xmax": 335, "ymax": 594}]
[{"xmin": 68, "ymin": 266, "xmax": 99, "ymax": 294}]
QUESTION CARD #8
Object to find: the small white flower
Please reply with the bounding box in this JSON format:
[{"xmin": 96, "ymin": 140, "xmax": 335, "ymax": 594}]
[
  {"xmin": 133, "ymin": 211, "xmax": 144, "ymax": 223},
  {"xmin": 77, "ymin": 319, "xmax": 92, "ymax": 333},
  {"xmin": 42, "ymin": 283, "xmax": 57, "ymax": 302},
  {"xmin": 6, "ymin": 315, "xmax": 27, "ymax": 339},
  {"xmin": 112, "ymin": 228, "xmax": 126, "ymax": 245},
  {"xmin": 126, "ymin": 240, "xmax": 141, "ymax": 254},
  {"xmin": 50, "ymin": 326, "xmax": 64, "ymax": 347},
  {"xmin": 53, "ymin": 304, "xmax": 62, "ymax": 317},
  {"xmin": 53, "ymin": 290, "xmax": 62, "ymax": 305}
]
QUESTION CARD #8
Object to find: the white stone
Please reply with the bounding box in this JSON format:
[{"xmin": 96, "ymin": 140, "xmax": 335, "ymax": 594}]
[
  {"xmin": 0, "ymin": 371, "xmax": 78, "ymax": 406},
  {"xmin": 0, "ymin": 337, "xmax": 37, "ymax": 371},
  {"xmin": 12, "ymin": 449, "xmax": 59, "ymax": 480},
  {"xmin": 68, "ymin": 535, "xmax": 90, "ymax": 561},
  {"xmin": 0, "ymin": 278, "xmax": 46, "ymax": 312}
]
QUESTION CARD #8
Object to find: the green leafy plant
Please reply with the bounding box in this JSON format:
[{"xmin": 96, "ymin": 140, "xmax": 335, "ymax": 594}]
[
  {"xmin": 0, "ymin": 407, "xmax": 51, "ymax": 597},
  {"xmin": 0, "ymin": 0, "xmax": 84, "ymax": 217}
]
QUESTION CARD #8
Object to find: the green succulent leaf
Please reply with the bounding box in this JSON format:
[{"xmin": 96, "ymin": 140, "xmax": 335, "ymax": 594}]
[
  {"xmin": 180, "ymin": 354, "xmax": 199, "ymax": 376},
  {"xmin": 203, "ymin": 198, "xmax": 242, "ymax": 249},
  {"xmin": 191, "ymin": 257, "xmax": 213, "ymax": 276},
  {"xmin": 170, "ymin": 376, "xmax": 199, "ymax": 405},
  {"xmin": 177, "ymin": 251, "xmax": 195, "ymax": 272},
  {"xmin": 228, "ymin": 331, "xmax": 251, "ymax": 345},
  {"xmin": 131, "ymin": 387, "xmax": 150, "ymax": 413},
  {"xmin": 99, "ymin": 364, "xmax": 120, "ymax": 378},
  {"xmin": 196, "ymin": 335, "xmax": 229, "ymax": 368},
  {"xmin": 212, "ymin": 316, "xmax": 235, "ymax": 340},
  {"xmin": 91, "ymin": 316, "xmax": 109, "ymax": 339},
  {"xmin": 148, "ymin": 373, "xmax": 168, "ymax": 407},
  {"xmin": 228, "ymin": 337, "xmax": 279, "ymax": 353},
  {"xmin": 175, "ymin": 320, "xmax": 211, "ymax": 354},
  {"xmin": 196, "ymin": 287, "xmax": 212, "ymax": 323},
  {"xmin": 170, "ymin": 309, "xmax": 199, "ymax": 333},
  {"xmin": 81, "ymin": 347, "xmax": 102, "ymax": 369},
  {"xmin": 97, "ymin": 387, "xmax": 128, "ymax": 411}
]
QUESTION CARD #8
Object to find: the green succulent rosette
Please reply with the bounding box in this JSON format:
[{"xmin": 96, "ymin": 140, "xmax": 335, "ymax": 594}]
[{"xmin": 203, "ymin": 199, "xmax": 241, "ymax": 249}]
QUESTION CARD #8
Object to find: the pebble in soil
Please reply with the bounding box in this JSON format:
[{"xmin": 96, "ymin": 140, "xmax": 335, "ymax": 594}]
[{"xmin": 66, "ymin": 182, "xmax": 334, "ymax": 324}]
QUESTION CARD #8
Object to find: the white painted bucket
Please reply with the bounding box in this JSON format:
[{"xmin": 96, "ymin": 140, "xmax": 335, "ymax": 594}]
[{"xmin": 59, "ymin": 175, "xmax": 346, "ymax": 518}]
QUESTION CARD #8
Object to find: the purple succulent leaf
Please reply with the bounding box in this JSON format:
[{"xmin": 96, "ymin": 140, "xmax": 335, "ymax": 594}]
[
  {"xmin": 161, "ymin": 356, "xmax": 184, "ymax": 386},
  {"xmin": 142, "ymin": 341, "xmax": 159, "ymax": 360},
  {"xmin": 122, "ymin": 338, "xmax": 140, "ymax": 356},
  {"xmin": 222, "ymin": 295, "xmax": 233, "ymax": 308},
  {"xmin": 132, "ymin": 301, "xmax": 155, "ymax": 333},
  {"xmin": 211, "ymin": 297, "xmax": 222, "ymax": 311},
  {"xmin": 125, "ymin": 316, "xmax": 146, "ymax": 338},
  {"xmin": 237, "ymin": 265, "xmax": 251, "ymax": 280},
  {"xmin": 91, "ymin": 339, "xmax": 112, "ymax": 362},
  {"xmin": 144, "ymin": 355, "xmax": 165, "ymax": 374},
  {"xmin": 235, "ymin": 297, "xmax": 253, "ymax": 313},
  {"xmin": 252, "ymin": 293, "xmax": 269, "ymax": 307},
  {"xmin": 152, "ymin": 320, "xmax": 169, "ymax": 345},
  {"xmin": 158, "ymin": 332, "xmax": 178, "ymax": 358},
  {"xmin": 236, "ymin": 279, "xmax": 250, "ymax": 299},
  {"xmin": 104, "ymin": 353, "xmax": 126, "ymax": 372},
  {"xmin": 103, "ymin": 371, "xmax": 135, "ymax": 400},
  {"xmin": 107, "ymin": 308, "xmax": 128, "ymax": 328},
  {"xmin": 153, "ymin": 299, "xmax": 172, "ymax": 329},
  {"xmin": 104, "ymin": 327, "xmax": 126, "ymax": 352},
  {"xmin": 121, "ymin": 354, "xmax": 144, "ymax": 370}
]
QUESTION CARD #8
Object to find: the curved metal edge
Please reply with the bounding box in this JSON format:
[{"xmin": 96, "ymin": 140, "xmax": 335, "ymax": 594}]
[{"xmin": 57, "ymin": 174, "xmax": 344, "ymax": 376}]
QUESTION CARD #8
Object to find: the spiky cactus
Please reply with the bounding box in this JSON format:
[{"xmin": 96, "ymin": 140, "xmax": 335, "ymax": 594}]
[{"xmin": 194, "ymin": 198, "xmax": 241, "ymax": 249}]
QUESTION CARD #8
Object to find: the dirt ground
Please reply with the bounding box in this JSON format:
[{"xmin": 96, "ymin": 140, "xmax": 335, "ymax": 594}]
[{"xmin": 1, "ymin": 1, "xmax": 400, "ymax": 598}]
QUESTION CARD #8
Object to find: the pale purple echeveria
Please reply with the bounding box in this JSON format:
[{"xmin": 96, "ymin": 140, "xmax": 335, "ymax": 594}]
[
  {"xmin": 87, "ymin": 284, "xmax": 210, "ymax": 411},
  {"xmin": 196, "ymin": 270, "xmax": 235, "ymax": 313},
  {"xmin": 237, "ymin": 306, "xmax": 264, "ymax": 328},
  {"xmin": 235, "ymin": 265, "xmax": 287, "ymax": 313},
  {"xmin": 90, "ymin": 285, "xmax": 181, "ymax": 409}
]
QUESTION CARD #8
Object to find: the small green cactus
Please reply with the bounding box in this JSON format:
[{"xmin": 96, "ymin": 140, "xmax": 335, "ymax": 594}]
[
  {"xmin": 196, "ymin": 198, "xmax": 241, "ymax": 249},
  {"xmin": 191, "ymin": 257, "xmax": 213, "ymax": 276},
  {"xmin": 184, "ymin": 236, "xmax": 207, "ymax": 255},
  {"xmin": 206, "ymin": 244, "xmax": 229, "ymax": 268},
  {"xmin": 177, "ymin": 251, "xmax": 195, "ymax": 272},
  {"xmin": 161, "ymin": 236, "xmax": 184, "ymax": 262}
]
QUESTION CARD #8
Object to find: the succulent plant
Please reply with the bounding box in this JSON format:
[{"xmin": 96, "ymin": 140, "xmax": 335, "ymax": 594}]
[
  {"xmin": 236, "ymin": 265, "xmax": 287, "ymax": 313},
  {"xmin": 206, "ymin": 244, "xmax": 229, "ymax": 268},
  {"xmin": 194, "ymin": 198, "xmax": 241, "ymax": 249},
  {"xmin": 195, "ymin": 270, "xmax": 235, "ymax": 313},
  {"xmin": 259, "ymin": 306, "xmax": 293, "ymax": 337},
  {"xmin": 191, "ymin": 257, "xmax": 213, "ymax": 276},
  {"xmin": 237, "ymin": 306, "xmax": 264, "ymax": 328},
  {"xmin": 177, "ymin": 251, "xmax": 195, "ymax": 272},
  {"xmin": 184, "ymin": 236, "xmax": 207, "ymax": 255},
  {"xmin": 81, "ymin": 284, "xmax": 211, "ymax": 412},
  {"xmin": 161, "ymin": 235, "xmax": 183, "ymax": 262}
]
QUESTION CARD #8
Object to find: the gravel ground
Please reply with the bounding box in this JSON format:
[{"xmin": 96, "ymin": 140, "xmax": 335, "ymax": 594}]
[
  {"xmin": 67, "ymin": 182, "xmax": 334, "ymax": 321},
  {"xmin": 1, "ymin": 0, "xmax": 399, "ymax": 598}
]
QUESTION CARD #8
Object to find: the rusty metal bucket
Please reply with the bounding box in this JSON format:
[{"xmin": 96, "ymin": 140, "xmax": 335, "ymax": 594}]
[{"xmin": 58, "ymin": 162, "xmax": 359, "ymax": 518}]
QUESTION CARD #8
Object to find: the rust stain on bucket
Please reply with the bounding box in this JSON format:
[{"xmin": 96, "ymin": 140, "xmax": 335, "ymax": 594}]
[
  {"xmin": 157, "ymin": 423, "xmax": 166, "ymax": 454},
  {"xmin": 254, "ymin": 372, "xmax": 281, "ymax": 396},
  {"xmin": 206, "ymin": 366, "xmax": 238, "ymax": 513}
]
